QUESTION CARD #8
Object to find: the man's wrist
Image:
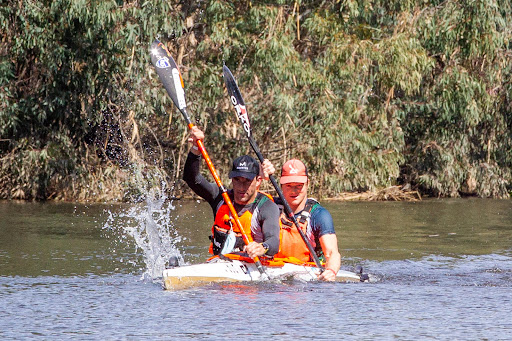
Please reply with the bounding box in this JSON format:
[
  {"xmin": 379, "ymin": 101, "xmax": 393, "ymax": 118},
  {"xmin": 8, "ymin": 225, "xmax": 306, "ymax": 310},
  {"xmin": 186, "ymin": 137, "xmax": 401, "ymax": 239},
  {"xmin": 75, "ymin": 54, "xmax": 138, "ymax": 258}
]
[
  {"xmin": 260, "ymin": 242, "xmax": 270, "ymax": 255},
  {"xmin": 324, "ymin": 268, "xmax": 337, "ymax": 276},
  {"xmin": 189, "ymin": 145, "xmax": 201, "ymax": 156}
]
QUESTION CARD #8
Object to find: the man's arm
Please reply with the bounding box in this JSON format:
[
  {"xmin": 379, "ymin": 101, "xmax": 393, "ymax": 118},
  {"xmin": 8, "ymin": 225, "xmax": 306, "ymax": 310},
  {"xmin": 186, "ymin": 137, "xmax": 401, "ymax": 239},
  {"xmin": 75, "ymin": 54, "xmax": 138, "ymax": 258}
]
[
  {"xmin": 245, "ymin": 198, "xmax": 280, "ymax": 258},
  {"xmin": 241, "ymin": 199, "xmax": 281, "ymax": 258},
  {"xmin": 259, "ymin": 200, "xmax": 281, "ymax": 256},
  {"xmin": 313, "ymin": 207, "xmax": 341, "ymax": 281},
  {"xmin": 318, "ymin": 234, "xmax": 341, "ymax": 281},
  {"xmin": 182, "ymin": 152, "xmax": 219, "ymax": 205}
]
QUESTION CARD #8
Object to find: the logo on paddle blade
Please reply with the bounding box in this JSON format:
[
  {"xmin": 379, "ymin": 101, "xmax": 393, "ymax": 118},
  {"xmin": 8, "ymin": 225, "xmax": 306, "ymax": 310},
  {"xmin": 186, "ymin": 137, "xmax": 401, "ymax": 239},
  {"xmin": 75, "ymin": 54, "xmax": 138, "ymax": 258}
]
[
  {"xmin": 155, "ymin": 57, "xmax": 171, "ymax": 69},
  {"xmin": 230, "ymin": 96, "xmax": 250, "ymax": 136}
]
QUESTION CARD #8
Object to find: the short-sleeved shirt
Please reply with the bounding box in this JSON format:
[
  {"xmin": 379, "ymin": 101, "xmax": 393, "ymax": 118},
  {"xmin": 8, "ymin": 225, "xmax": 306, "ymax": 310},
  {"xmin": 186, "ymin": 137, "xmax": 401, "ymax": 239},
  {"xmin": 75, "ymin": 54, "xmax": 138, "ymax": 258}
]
[{"xmin": 274, "ymin": 197, "xmax": 335, "ymax": 256}]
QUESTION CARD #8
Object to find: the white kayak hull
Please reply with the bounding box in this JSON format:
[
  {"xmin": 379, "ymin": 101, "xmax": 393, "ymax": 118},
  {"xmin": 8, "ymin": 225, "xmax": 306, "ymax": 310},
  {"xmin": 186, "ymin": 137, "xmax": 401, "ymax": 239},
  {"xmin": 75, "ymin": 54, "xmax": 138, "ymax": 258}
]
[{"xmin": 162, "ymin": 258, "xmax": 364, "ymax": 290}]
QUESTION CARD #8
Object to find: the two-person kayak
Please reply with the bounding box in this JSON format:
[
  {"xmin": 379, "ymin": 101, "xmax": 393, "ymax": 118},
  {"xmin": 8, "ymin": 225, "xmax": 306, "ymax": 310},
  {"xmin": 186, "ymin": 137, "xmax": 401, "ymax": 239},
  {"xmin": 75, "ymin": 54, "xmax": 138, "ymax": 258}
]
[{"xmin": 163, "ymin": 254, "xmax": 369, "ymax": 290}]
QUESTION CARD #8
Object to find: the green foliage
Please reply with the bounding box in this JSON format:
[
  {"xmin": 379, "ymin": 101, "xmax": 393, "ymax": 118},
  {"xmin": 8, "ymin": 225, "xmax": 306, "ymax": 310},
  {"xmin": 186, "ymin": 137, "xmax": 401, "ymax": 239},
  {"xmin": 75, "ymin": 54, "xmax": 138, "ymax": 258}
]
[
  {"xmin": 402, "ymin": 0, "xmax": 512, "ymax": 197},
  {"xmin": 1, "ymin": 0, "xmax": 511, "ymax": 201},
  {"xmin": 0, "ymin": 0, "xmax": 184, "ymax": 200}
]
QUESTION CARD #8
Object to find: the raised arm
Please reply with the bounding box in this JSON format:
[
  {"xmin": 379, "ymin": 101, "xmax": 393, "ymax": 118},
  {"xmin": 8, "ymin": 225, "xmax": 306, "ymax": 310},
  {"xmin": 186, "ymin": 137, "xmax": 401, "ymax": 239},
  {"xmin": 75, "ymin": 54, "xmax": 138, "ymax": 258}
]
[{"xmin": 182, "ymin": 126, "xmax": 219, "ymax": 205}]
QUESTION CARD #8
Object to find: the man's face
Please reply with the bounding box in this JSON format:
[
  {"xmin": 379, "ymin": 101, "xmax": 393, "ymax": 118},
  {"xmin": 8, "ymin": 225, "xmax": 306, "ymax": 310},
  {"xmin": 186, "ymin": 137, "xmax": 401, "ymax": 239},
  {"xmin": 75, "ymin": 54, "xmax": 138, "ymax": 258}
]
[
  {"xmin": 231, "ymin": 176, "xmax": 261, "ymax": 205},
  {"xmin": 282, "ymin": 181, "xmax": 308, "ymax": 208}
]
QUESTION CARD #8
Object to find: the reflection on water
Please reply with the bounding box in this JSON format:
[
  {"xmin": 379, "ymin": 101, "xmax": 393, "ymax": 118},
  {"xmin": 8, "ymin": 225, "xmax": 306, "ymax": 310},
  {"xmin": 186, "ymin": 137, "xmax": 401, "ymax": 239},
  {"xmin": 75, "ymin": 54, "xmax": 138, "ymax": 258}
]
[{"xmin": 1, "ymin": 198, "xmax": 512, "ymax": 339}]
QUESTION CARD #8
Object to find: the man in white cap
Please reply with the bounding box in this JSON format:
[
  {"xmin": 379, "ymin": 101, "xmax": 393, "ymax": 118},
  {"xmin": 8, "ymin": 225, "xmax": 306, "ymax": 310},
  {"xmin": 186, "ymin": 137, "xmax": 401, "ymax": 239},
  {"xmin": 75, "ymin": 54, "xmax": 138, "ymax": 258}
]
[
  {"xmin": 183, "ymin": 126, "xmax": 280, "ymax": 259},
  {"xmin": 269, "ymin": 159, "xmax": 341, "ymax": 281}
]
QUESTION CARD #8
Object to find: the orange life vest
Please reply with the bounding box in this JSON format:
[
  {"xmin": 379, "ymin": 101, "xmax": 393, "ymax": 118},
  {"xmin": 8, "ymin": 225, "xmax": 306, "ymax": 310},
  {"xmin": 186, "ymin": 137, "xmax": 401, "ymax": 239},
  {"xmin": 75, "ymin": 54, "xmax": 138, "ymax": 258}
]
[
  {"xmin": 209, "ymin": 191, "xmax": 273, "ymax": 255},
  {"xmin": 275, "ymin": 198, "xmax": 320, "ymax": 262},
  {"xmin": 207, "ymin": 253, "xmax": 321, "ymax": 267}
]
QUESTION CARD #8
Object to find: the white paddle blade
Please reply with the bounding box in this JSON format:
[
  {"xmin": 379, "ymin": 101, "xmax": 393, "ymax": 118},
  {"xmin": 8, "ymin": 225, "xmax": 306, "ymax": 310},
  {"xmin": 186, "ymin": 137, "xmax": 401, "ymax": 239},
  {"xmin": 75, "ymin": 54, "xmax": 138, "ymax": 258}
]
[{"xmin": 150, "ymin": 40, "xmax": 187, "ymax": 111}]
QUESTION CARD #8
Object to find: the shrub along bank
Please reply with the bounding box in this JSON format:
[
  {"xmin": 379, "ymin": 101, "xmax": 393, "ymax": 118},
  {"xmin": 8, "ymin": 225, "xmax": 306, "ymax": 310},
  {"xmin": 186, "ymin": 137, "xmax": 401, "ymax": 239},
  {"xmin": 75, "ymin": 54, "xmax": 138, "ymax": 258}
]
[{"xmin": 1, "ymin": 0, "xmax": 511, "ymax": 201}]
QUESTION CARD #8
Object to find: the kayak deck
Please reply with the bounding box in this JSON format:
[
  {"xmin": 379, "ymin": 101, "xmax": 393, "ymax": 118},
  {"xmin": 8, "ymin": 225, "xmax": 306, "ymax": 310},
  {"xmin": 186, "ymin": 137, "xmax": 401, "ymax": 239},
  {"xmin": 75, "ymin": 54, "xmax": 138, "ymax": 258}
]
[{"xmin": 162, "ymin": 257, "xmax": 365, "ymax": 290}]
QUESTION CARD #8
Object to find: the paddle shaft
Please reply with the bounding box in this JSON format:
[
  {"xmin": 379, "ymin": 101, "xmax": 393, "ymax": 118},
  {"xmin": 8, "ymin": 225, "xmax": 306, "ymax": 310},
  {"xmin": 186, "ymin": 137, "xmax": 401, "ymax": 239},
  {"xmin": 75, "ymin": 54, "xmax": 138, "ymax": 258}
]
[
  {"xmin": 247, "ymin": 135, "xmax": 324, "ymax": 270},
  {"xmin": 223, "ymin": 65, "xmax": 324, "ymax": 270},
  {"xmin": 150, "ymin": 41, "xmax": 266, "ymax": 276},
  {"xmin": 178, "ymin": 104, "xmax": 267, "ymax": 277},
  {"xmin": 183, "ymin": 113, "xmax": 263, "ymax": 260}
]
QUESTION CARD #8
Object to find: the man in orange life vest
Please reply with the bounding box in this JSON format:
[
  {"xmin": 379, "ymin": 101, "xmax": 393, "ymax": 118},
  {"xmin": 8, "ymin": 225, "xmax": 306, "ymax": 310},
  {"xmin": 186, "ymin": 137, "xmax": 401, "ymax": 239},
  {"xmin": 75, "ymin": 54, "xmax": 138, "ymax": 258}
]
[
  {"xmin": 263, "ymin": 159, "xmax": 341, "ymax": 281},
  {"xmin": 183, "ymin": 126, "xmax": 280, "ymax": 259}
]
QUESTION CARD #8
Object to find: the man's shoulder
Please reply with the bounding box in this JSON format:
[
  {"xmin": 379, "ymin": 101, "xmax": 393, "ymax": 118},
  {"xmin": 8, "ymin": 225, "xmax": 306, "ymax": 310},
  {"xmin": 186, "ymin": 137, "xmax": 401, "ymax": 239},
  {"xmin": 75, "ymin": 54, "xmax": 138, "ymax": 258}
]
[
  {"xmin": 256, "ymin": 193, "xmax": 279, "ymax": 212},
  {"xmin": 308, "ymin": 203, "xmax": 335, "ymax": 236},
  {"xmin": 311, "ymin": 202, "xmax": 331, "ymax": 217},
  {"xmin": 259, "ymin": 195, "xmax": 278, "ymax": 208},
  {"xmin": 256, "ymin": 192, "xmax": 276, "ymax": 204},
  {"xmin": 309, "ymin": 201, "xmax": 333, "ymax": 224},
  {"xmin": 310, "ymin": 200, "xmax": 325, "ymax": 210},
  {"xmin": 305, "ymin": 198, "xmax": 326, "ymax": 212}
]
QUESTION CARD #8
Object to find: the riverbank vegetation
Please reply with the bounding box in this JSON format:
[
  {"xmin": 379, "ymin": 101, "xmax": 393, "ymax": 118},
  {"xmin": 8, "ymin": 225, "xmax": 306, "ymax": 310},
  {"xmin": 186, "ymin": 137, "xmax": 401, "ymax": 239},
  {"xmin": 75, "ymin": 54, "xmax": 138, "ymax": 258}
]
[{"xmin": 1, "ymin": 0, "xmax": 511, "ymax": 202}]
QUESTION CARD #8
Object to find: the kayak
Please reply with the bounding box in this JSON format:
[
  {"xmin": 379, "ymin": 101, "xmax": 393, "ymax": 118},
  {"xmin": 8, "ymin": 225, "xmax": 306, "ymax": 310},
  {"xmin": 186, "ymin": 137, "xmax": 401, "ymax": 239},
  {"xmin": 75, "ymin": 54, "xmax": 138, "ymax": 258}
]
[{"xmin": 162, "ymin": 255, "xmax": 368, "ymax": 290}]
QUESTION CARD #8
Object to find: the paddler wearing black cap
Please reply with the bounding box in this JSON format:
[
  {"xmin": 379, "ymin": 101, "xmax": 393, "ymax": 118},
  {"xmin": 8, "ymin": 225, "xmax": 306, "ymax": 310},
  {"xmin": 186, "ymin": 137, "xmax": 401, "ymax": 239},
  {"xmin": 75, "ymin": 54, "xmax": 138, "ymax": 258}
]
[{"xmin": 183, "ymin": 126, "xmax": 280, "ymax": 259}]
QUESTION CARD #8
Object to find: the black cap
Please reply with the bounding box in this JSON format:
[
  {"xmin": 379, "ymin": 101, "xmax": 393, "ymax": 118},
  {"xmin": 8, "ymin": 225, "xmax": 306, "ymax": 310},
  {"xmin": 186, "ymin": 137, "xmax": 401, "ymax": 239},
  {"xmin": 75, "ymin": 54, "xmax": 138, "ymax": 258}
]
[{"xmin": 228, "ymin": 155, "xmax": 260, "ymax": 180}]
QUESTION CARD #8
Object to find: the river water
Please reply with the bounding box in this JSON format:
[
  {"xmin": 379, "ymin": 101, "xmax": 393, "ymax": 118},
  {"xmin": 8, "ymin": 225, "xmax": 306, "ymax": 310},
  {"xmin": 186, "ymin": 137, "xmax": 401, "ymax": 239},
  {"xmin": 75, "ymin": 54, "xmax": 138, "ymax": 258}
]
[{"xmin": 1, "ymin": 197, "xmax": 511, "ymax": 340}]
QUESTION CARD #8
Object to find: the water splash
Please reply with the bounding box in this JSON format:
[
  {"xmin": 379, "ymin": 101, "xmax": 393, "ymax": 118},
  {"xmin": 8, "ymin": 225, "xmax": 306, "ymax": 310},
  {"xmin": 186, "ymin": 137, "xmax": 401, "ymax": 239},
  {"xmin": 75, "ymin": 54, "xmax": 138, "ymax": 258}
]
[{"xmin": 104, "ymin": 183, "xmax": 184, "ymax": 280}]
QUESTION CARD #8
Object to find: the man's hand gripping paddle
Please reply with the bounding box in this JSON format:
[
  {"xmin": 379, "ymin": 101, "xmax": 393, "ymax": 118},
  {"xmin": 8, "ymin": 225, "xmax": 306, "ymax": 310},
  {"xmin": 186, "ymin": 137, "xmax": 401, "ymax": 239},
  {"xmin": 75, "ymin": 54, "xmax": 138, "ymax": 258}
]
[
  {"xmin": 150, "ymin": 40, "xmax": 268, "ymax": 277},
  {"xmin": 223, "ymin": 65, "xmax": 325, "ymax": 271}
]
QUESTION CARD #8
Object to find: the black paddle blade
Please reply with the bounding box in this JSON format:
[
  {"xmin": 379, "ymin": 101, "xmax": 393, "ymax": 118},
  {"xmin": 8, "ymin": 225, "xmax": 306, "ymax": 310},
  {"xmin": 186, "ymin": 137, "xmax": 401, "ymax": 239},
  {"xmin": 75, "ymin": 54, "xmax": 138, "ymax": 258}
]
[
  {"xmin": 150, "ymin": 40, "xmax": 188, "ymax": 114},
  {"xmin": 223, "ymin": 65, "xmax": 252, "ymax": 137}
]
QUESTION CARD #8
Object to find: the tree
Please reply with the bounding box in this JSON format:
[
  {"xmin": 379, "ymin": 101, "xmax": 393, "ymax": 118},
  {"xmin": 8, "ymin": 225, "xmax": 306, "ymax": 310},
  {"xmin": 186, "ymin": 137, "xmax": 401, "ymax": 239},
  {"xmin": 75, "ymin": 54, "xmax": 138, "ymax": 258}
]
[{"xmin": 1, "ymin": 0, "xmax": 511, "ymax": 201}]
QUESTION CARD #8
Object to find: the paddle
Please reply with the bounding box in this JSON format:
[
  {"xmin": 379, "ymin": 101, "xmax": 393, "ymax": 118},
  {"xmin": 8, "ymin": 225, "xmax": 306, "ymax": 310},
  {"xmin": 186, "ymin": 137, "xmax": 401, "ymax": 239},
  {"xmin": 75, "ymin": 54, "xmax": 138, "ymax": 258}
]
[
  {"xmin": 150, "ymin": 40, "xmax": 268, "ymax": 277},
  {"xmin": 223, "ymin": 65, "xmax": 325, "ymax": 271}
]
